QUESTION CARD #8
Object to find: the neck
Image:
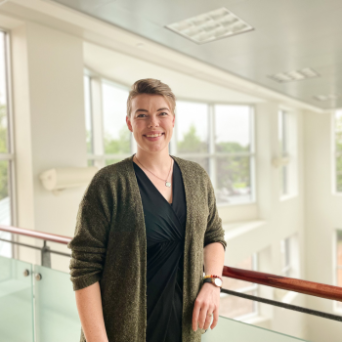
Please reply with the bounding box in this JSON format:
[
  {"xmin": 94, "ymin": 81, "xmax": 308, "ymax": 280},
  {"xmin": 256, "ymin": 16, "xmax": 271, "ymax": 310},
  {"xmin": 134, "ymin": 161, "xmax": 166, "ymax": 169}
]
[{"xmin": 134, "ymin": 148, "xmax": 172, "ymax": 173}]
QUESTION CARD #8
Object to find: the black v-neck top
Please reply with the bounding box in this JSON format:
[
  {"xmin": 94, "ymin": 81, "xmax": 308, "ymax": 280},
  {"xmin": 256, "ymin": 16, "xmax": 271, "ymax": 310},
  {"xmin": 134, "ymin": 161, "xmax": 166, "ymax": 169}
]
[{"xmin": 133, "ymin": 157, "xmax": 186, "ymax": 342}]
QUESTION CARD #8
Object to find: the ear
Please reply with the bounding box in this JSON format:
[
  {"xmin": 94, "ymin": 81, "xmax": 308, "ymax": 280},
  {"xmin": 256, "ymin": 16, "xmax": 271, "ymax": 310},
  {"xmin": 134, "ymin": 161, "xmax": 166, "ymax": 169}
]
[
  {"xmin": 172, "ymin": 114, "xmax": 175, "ymax": 127},
  {"xmin": 126, "ymin": 116, "xmax": 133, "ymax": 132}
]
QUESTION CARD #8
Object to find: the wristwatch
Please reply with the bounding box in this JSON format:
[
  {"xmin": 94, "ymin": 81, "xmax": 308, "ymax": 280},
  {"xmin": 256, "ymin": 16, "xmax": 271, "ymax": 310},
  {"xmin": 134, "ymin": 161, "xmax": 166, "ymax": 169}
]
[{"xmin": 203, "ymin": 276, "xmax": 223, "ymax": 288}]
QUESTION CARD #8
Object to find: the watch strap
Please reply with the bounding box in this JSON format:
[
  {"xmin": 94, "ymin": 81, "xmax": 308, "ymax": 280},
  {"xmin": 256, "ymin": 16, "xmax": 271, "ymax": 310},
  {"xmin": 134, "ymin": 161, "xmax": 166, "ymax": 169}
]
[{"xmin": 202, "ymin": 277, "xmax": 222, "ymax": 288}]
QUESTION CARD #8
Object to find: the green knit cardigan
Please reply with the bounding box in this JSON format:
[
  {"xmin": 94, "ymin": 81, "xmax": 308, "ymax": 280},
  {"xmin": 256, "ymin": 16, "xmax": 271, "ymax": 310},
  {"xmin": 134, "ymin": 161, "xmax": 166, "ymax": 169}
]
[{"xmin": 67, "ymin": 154, "xmax": 227, "ymax": 342}]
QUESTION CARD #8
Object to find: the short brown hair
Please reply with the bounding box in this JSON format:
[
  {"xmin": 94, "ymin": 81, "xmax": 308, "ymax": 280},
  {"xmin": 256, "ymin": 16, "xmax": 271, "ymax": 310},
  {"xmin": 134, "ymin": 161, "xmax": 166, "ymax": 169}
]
[{"xmin": 127, "ymin": 78, "xmax": 176, "ymax": 118}]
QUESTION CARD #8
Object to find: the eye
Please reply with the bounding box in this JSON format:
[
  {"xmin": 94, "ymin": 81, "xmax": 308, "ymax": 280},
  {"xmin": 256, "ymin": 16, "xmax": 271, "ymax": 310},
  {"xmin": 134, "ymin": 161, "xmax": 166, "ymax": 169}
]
[
  {"xmin": 160, "ymin": 112, "xmax": 168, "ymax": 116},
  {"xmin": 137, "ymin": 114, "xmax": 146, "ymax": 117}
]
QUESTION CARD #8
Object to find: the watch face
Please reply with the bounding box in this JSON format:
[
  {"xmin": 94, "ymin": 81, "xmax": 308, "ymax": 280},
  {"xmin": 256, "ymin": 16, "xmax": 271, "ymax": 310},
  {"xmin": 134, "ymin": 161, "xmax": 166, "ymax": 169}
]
[{"xmin": 214, "ymin": 278, "xmax": 222, "ymax": 287}]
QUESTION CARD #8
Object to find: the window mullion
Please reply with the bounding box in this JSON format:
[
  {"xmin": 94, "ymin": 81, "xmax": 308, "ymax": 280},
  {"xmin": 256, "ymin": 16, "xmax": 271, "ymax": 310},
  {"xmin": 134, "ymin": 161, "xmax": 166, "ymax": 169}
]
[{"xmin": 209, "ymin": 104, "xmax": 216, "ymax": 188}]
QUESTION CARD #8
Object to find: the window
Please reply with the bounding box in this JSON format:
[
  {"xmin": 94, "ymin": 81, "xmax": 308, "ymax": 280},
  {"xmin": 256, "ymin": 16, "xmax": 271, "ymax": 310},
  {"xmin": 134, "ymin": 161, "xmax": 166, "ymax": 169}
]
[
  {"xmin": 171, "ymin": 101, "xmax": 209, "ymax": 173},
  {"xmin": 84, "ymin": 78, "xmax": 255, "ymax": 206},
  {"xmin": 171, "ymin": 102, "xmax": 255, "ymax": 205},
  {"xmin": 84, "ymin": 75, "xmax": 93, "ymax": 160},
  {"xmin": 219, "ymin": 254, "xmax": 258, "ymax": 320},
  {"xmin": 102, "ymin": 81, "xmax": 131, "ymax": 165},
  {"xmin": 0, "ymin": 30, "xmax": 15, "ymax": 258},
  {"xmin": 334, "ymin": 110, "xmax": 342, "ymax": 193},
  {"xmin": 85, "ymin": 77, "xmax": 133, "ymax": 168},
  {"xmin": 278, "ymin": 110, "xmax": 298, "ymax": 198},
  {"xmin": 214, "ymin": 105, "xmax": 254, "ymax": 204},
  {"xmin": 334, "ymin": 230, "xmax": 342, "ymax": 310},
  {"xmin": 280, "ymin": 234, "xmax": 299, "ymax": 278}
]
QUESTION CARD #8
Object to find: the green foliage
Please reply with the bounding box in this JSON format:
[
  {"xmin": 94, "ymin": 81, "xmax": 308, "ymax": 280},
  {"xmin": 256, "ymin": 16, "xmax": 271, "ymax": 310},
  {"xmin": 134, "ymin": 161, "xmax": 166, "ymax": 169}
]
[
  {"xmin": 177, "ymin": 124, "xmax": 208, "ymax": 153},
  {"xmin": 104, "ymin": 125, "xmax": 131, "ymax": 155},
  {"xmin": 177, "ymin": 124, "xmax": 250, "ymax": 193},
  {"xmin": 216, "ymin": 157, "xmax": 250, "ymax": 193},
  {"xmin": 216, "ymin": 141, "xmax": 250, "ymax": 153},
  {"xmin": 86, "ymin": 130, "xmax": 92, "ymax": 154}
]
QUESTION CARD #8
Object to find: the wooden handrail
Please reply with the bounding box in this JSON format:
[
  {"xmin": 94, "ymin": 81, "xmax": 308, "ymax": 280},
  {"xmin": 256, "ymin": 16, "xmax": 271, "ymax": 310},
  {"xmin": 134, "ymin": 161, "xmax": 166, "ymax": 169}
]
[
  {"xmin": 223, "ymin": 266, "xmax": 342, "ymax": 302},
  {"xmin": 2, "ymin": 224, "xmax": 342, "ymax": 302},
  {"xmin": 0, "ymin": 224, "xmax": 71, "ymax": 245}
]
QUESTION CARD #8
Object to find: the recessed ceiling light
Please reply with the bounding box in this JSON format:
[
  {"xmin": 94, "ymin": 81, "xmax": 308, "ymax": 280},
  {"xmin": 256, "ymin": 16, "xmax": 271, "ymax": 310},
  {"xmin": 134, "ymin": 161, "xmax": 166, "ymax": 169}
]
[
  {"xmin": 314, "ymin": 94, "xmax": 341, "ymax": 101},
  {"xmin": 165, "ymin": 7, "xmax": 254, "ymax": 44},
  {"xmin": 269, "ymin": 68, "xmax": 319, "ymax": 83}
]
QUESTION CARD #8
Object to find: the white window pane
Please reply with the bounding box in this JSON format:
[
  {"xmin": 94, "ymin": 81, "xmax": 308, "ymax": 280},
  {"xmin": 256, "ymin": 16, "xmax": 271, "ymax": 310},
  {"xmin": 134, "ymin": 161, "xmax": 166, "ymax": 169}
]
[
  {"xmin": 216, "ymin": 156, "xmax": 252, "ymax": 204},
  {"xmin": 0, "ymin": 31, "xmax": 8, "ymax": 154},
  {"xmin": 335, "ymin": 111, "xmax": 342, "ymax": 152},
  {"xmin": 215, "ymin": 105, "xmax": 251, "ymax": 152},
  {"xmin": 102, "ymin": 83, "xmax": 131, "ymax": 154},
  {"xmin": 176, "ymin": 101, "xmax": 209, "ymax": 153},
  {"xmin": 84, "ymin": 75, "xmax": 93, "ymax": 154}
]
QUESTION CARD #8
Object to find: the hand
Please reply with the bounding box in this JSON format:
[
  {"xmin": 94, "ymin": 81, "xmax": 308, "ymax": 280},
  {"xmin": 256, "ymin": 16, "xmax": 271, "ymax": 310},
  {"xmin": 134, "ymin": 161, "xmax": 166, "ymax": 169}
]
[{"xmin": 192, "ymin": 282, "xmax": 220, "ymax": 332}]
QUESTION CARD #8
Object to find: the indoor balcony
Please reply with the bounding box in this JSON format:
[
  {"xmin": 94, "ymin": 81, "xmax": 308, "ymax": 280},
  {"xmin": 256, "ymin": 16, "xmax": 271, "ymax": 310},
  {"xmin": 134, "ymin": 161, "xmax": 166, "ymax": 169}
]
[{"xmin": 1, "ymin": 225, "xmax": 341, "ymax": 342}]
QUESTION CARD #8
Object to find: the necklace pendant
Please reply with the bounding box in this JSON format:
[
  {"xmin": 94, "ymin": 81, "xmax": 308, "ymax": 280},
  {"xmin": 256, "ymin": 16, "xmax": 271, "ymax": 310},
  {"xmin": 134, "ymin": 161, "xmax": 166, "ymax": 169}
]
[{"xmin": 165, "ymin": 182, "xmax": 171, "ymax": 188}]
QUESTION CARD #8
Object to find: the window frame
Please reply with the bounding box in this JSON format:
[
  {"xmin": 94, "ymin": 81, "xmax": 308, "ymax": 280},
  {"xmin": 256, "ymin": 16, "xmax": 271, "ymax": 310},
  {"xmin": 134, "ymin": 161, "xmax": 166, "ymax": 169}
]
[
  {"xmin": 333, "ymin": 229, "xmax": 342, "ymax": 312},
  {"xmin": 332, "ymin": 110, "xmax": 342, "ymax": 195},
  {"xmin": 0, "ymin": 29, "xmax": 18, "ymax": 259},
  {"xmin": 84, "ymin": 73, "xmax": 256, "ymax": 207},
  {"xmin": 219, "ymin": 252, "xmax": 259, "ymax": 321},
  {"xmin": 278, "ymin": 108, "xmax": 298, "ymax": 200}
]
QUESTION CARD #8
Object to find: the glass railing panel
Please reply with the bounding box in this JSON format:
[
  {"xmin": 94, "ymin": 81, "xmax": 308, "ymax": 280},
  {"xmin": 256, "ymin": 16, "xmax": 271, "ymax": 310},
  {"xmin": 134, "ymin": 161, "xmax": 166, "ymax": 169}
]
[
  {"xmin": 33, "ymin": 264, "xmax": 80, "ymax": 342},
  {"xmin": 201, "ymin": 315, "xmax": 308, "ymax": 342},
  {"xmin": 0, "ymin": 255, "xmax": 34, "ymax": 342}
]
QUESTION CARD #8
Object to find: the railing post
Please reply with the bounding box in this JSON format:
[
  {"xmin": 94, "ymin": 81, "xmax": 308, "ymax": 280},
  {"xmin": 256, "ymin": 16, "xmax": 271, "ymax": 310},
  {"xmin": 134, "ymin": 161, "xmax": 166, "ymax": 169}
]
[{"xmin": 41, "ymin": 240, "xmax": 51, "ymax": 268}]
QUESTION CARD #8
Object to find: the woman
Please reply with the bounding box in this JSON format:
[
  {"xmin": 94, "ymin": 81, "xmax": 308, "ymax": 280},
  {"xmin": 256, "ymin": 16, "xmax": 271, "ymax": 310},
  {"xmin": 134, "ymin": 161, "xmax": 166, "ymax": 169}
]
[{"xmin": 67, "ymin": 78, "xmax": 227, "ymax": 342}]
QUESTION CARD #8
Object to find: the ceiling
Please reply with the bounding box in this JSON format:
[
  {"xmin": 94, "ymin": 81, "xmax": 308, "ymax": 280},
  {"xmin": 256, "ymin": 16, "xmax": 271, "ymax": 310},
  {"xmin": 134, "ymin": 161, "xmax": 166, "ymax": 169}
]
[
  {"xmin": 83, "ymin": 41, "xmax": 263, "ymax": 104},
  {"xmin": 50, "ymin": 0, "xmax": 342, "ymax": 109}
]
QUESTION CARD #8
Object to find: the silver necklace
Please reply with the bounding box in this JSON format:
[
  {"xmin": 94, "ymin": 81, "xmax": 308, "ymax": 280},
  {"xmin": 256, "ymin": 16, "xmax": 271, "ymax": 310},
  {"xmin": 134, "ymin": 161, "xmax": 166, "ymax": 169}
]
[{"xmin": 134, "ymin": 154, "xmax": 173, "ymax": 188}]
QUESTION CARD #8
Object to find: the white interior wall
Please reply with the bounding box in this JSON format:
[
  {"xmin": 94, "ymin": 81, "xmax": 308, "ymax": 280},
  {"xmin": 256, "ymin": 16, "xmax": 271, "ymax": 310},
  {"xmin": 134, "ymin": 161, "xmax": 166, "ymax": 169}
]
[
  {"xmin": 303, "ymin": 110, "xmax": 342, "ymax": 342},
  {"xmin": 2, "ymin": 3, "xmax": 339, "ymax": 341},
  {"xmin": 10, "ymin": 21, "xmax": 87, "ymax": 270}
]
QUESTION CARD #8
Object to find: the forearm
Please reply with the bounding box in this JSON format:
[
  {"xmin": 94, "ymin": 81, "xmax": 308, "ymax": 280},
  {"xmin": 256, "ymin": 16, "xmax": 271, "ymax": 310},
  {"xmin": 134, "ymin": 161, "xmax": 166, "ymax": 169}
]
[
  {"xmin": 75, "ymin": 281, "xmax": 109, "ymax": 342},
  {"xmin": 203, "ymin": 242, "xmax": 225, "ymax": 277}
]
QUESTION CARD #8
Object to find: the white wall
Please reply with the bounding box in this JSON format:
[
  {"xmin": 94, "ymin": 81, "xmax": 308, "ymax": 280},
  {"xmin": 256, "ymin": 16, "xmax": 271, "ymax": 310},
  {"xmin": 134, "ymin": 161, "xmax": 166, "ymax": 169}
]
[
  {"xmin": 11, "ymin": 21, "xmax": 87, "ymax": 270},
  {"xmin": 3, "ymin": 3, "xmax": 339, "ymax": 341},
  {"xmin": 303, "ymin": 110, "xmax": 342, "ymax": 342}
]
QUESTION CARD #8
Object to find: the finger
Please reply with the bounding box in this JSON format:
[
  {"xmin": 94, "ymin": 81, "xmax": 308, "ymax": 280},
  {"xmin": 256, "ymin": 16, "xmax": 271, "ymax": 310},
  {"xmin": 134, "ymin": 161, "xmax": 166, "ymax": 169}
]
[
  {"xmin": 198, "ymin": 304, "xmax": 209, "ymax": 330},
  {"xmin": 192, "ymin": 300, "xmax": 202, "ymax": 331},
  {"xmin": 211, "ymin": 306, "xmax": 219, "ymax": 329},
  {"xmin": 203, "ymin": 311, "xmax": 213, "ymax": 331}
]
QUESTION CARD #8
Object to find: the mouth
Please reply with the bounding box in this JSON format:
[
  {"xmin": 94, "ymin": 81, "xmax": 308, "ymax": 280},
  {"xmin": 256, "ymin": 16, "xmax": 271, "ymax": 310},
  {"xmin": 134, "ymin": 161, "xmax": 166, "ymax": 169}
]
[{"xmin": 143, "ymin": 133, "xmax": 165, "ymax": 140}]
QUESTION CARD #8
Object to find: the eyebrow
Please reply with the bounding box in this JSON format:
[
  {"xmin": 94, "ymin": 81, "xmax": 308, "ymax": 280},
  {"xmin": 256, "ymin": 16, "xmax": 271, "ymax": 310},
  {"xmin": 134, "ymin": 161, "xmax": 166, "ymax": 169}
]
[{"xmin": 135, "ymin": 107, "xmax": 170, "ymax": 114}]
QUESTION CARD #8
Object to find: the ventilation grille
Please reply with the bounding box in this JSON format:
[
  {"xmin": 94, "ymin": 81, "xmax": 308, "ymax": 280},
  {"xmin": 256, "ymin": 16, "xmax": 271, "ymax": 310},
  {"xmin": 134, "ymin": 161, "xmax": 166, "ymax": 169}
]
[
  {"xmin": 269, "ymin": 68, "xmax": 319, "ymax": 83},
  {"xmin": 165, "ymin": 7, "xmax": 254, "ymax": 44}
]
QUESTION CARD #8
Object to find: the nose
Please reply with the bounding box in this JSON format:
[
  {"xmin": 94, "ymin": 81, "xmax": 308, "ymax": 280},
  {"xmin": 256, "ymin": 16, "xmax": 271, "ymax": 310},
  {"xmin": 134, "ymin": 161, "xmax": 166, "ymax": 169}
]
[{"xmin": 148, "ymin": 115, "xmax": 159, "ymax": 127}]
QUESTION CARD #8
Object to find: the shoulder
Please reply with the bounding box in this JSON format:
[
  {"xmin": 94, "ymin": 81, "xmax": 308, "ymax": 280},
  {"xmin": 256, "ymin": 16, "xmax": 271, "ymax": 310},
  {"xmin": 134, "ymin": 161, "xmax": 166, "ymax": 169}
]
[
  {"xmin": 172, "ymin": 155, "xmax": 209, "ymax": 181},
  {"xmin": 87, "ymin": 157, "xmax": 132, "ymax": 192}
]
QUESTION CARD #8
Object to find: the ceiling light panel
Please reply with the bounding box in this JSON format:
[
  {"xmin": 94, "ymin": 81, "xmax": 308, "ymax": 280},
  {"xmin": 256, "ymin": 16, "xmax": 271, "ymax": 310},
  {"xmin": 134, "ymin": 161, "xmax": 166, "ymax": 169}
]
[
  {"xmin": 314, "ymin": 94, "xmax": 341, "ymax": 101},
  {"xmin": 165, "ymin": 7, "xmax": 254, "ymax": 44},
  {"xmin": 269, "ymin": 68, "xmax": 319, "ymax": 83}
]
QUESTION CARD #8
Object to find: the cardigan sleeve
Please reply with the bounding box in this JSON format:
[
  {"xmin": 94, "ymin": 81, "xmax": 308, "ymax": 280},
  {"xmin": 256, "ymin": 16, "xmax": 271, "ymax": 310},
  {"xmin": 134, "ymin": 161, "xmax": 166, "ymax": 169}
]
[
  {"xmin": 66, "ymin": 171, "xmax": 112, "ymax": 291},
  {"xmin": 203, "ymin": 174, "xmax": 227, "ymax": 252}
]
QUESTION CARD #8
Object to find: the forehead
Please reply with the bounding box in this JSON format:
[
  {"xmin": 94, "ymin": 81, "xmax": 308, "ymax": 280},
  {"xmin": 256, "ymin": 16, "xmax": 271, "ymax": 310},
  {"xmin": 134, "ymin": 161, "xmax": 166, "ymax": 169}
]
[{"xmin": 131, "ymin": 93, "xmax": 170, "ymax": 110}]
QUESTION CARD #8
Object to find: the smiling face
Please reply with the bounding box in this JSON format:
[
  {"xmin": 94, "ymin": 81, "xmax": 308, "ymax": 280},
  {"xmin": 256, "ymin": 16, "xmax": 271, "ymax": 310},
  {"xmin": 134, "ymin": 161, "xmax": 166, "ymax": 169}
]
[{"xmin": 126, "ymin": 93, "xmax": 175, "ymax": 154}]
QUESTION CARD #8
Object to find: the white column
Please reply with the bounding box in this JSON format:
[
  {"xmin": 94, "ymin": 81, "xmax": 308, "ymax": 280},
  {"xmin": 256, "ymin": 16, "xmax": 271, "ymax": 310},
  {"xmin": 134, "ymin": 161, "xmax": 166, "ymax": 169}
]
[{"xmin": 11, "ymin": 22, "xmax": 85, "ymax": 271}]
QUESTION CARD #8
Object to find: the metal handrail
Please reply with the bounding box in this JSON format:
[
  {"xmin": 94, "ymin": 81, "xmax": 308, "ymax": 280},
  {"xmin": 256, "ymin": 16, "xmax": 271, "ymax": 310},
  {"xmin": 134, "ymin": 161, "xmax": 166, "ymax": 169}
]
[
  {"xmin": 0, "ymin": 224, "xmax": 71, "ymax": 267},
  {"xmin": 2, "ymin": 224, "xmax": 342, "ymax": 305},
  {"xmin": 223, "ymin": 266, "xmax": 342, "ymax": 302}
]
